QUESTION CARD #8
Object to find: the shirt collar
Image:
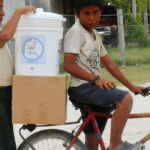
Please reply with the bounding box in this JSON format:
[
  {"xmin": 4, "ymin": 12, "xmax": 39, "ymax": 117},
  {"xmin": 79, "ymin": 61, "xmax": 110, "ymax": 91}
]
[
  {"xmin": 76, "ymin": 21, "xmax": 97, "ymax": 39},
  {"xmin": 76, "ymin": 20, "xmax": 95, "ymax": 33}
]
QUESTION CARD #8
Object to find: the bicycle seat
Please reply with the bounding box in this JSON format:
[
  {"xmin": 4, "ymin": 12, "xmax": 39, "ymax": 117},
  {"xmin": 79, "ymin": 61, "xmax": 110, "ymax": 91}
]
[
  {"xmin": 69, "ymin": 97, "xmax": 106, "ymax": 112},
  {"xmin": 69, "ymin": 98, "xmax": 88, "ymax": 110}
]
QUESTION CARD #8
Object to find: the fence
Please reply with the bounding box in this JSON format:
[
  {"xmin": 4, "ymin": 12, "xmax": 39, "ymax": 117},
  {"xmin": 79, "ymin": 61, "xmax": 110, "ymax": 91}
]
[
  {"xmin": 6, "ymin": 13, "xmax": 150, "ymax": 65},
  {"xmin": 63, "ymin": 13, "xmax": 150, "ymax": 50}
]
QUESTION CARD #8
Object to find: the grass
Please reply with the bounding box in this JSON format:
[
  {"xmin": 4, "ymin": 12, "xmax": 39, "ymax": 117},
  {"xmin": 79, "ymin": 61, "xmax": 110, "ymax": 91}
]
[
  {"xmin": 62, "ymin": 64, "xmax": 150, "ymax": 88},
  {"xmin": 60, "ymin": 47, "xmax": 150, "ymax": 87},
  {"xmin": 105, "ymin": 47, "xmax": 150, "ymax": 66},
  {"xmin": 60, "ymin": 47, "xmax": 150, "ymax": 68},
  {"xmin": 101, "ymin": 64, "xmax": 150, "ymax": 87}
]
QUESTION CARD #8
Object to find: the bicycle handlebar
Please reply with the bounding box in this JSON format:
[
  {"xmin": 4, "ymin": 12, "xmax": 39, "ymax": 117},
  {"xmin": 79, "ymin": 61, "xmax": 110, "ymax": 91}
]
[{"xmin": 134, "ymin": 86, "xmax": 150, "ymax": 95}]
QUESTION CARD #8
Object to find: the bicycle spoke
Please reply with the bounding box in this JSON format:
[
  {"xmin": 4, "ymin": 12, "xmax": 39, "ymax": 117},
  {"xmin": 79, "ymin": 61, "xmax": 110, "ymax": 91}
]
[
  {"xmin": 37, "ymin": 142, "xmax": 40, "ymax": 150},
  {"xmin": 21, "ymin": 137, "xmax": 82, "ymax": 150},
  {"xmin": 47, "ymin": 139, "xmax": 50, "ymax": 150},
  {"xmin": 58, "ymin": 140, "xmax": 64, "ymax": 150},
  {"xmin": 18, "ymin": 129, "xmax": 87, "ymax": 150},
  {"xmin": 52, "ymin": 138, "xmax": 55, "ymax": 149},
  {"xmin": 54, "ymin": 138, "xmax": 59, "ymax": 149}
]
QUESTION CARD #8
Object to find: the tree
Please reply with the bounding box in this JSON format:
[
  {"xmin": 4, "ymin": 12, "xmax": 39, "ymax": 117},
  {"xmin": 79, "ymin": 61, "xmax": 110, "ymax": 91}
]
[
  {"xmin": 107, "ymin": 0, "xmax": 150, "ymax": 25},
  {"xmin": 107, "ymin": 0, "xmax": 150, "ymax": 48}
]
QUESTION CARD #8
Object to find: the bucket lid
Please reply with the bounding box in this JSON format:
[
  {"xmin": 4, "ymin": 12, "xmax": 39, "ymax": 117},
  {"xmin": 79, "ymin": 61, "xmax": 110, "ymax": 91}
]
[
  {"xmin": 17, "ymin": 8, "xmax": 66, "ymax": 31},
  {"xmin": 20, "ymin": 8, "xmax": 66, "ymax": 22}
]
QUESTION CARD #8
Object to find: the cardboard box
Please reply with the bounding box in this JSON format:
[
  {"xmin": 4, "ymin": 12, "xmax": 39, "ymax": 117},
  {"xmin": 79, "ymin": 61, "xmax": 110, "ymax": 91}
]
[{"xmin": 12, "ymin": 75, "xmax": 67, "ymax": 125}]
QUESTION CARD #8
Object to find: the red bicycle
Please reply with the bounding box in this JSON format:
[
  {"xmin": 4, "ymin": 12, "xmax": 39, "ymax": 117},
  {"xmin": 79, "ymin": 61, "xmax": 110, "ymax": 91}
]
[{"xmin": 17, "ymin": 87, "xmax": 150, "ymax": 150}]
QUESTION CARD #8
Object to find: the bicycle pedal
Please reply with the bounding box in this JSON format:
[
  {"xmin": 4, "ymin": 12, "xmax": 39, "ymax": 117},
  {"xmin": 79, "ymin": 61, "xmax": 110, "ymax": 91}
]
[{"xmin": 132, "ymin": 142, "xmax": 145, "ymax": 150}]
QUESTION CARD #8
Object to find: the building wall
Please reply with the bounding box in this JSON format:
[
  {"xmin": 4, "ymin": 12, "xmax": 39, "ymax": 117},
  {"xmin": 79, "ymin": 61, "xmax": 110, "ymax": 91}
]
[
  {"xmin": 26, "ymin": 0, "xmax": 50, "ymax": 12},
  {"xmin": 2, "ymin": 0, "xmax": 25, "ymax": 25},
  {"xmin": 0, "ymin": 0, "xmax": 25, "ymax": 57},
  {"xmin": 50, "ymin": 0, "xmax": 64, "ymax": 14},
  {"xmin": 0, "ymin": 0, "xmax": 77, "ymax": 56}
]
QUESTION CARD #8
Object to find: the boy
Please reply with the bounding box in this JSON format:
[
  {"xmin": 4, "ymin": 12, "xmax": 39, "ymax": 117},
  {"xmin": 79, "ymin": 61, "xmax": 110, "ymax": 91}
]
[
  {"xmin": 0, "ymin": 0, "xmax": 36, "ymax": 149},
  {"xmin": 63, "ymin": 0, "xmax": 146, "ymax": 150}
]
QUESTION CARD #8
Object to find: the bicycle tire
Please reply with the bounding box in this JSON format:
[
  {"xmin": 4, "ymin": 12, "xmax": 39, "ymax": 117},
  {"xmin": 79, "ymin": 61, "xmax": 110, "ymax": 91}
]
[{"xmin": 17, "ymin": 129, "xmax": 87, "ymax": 150}]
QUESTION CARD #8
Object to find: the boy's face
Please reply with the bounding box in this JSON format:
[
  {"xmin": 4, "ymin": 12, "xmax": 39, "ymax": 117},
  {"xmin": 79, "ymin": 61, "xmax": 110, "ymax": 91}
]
[
  {"xmin": 75, "ymin": 5, "xmax": 101, "ymax": 32},
  {"xmin": 0, "ymin": 0, "xmax": 4, "ymax": 23}
]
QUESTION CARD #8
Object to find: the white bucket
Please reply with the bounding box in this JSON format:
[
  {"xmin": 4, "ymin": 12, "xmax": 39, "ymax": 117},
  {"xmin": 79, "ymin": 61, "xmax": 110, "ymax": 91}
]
[{"xmin": 15, "ymin": 8, "xmax": 66, "ymax": 76}]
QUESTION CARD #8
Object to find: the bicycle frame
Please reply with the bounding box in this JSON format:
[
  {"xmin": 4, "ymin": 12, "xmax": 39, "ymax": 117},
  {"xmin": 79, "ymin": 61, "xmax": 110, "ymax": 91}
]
[{"xmin": 66, "ymin": 108, "xmax": 150, "ymax": 150}]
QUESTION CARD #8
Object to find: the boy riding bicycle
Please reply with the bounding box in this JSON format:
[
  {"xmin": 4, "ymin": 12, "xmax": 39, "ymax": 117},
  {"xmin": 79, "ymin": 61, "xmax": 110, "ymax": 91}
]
[{"xmin": 63, "ymin": 0, "xmax": 147, "ymax": 150}]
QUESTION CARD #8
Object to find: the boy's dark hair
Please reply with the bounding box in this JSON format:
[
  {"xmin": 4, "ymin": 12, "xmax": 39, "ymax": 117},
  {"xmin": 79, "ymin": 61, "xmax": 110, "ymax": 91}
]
[{"xmin": 75, "ymin": 0, "xmax": 104, "ymax": 15}]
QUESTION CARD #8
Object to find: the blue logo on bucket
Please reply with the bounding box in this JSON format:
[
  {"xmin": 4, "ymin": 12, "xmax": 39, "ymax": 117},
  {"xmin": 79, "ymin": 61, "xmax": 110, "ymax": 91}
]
[{"xmin": 22, "ymin": 38, "xmax": 44, "ymax": 61}]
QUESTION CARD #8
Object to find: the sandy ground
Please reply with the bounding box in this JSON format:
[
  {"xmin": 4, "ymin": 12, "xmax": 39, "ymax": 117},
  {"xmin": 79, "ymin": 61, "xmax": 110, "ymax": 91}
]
[{"xmin": 14, "ymin": 83, "xmax": 150, "ymax": 149}]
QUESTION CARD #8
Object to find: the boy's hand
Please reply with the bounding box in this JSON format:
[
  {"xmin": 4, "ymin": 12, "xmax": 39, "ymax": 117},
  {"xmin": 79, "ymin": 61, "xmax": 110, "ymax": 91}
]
[
  {"xmin": 130, "ymin": 85, "xmax": 149, "ymax": 96},
  {"xmin": 16, "ymin": 6, "xmax": 36, "ymax": 15},
  {"xmin": 95, "ymin": 78, "xmax": 116, "ymax": 90}
]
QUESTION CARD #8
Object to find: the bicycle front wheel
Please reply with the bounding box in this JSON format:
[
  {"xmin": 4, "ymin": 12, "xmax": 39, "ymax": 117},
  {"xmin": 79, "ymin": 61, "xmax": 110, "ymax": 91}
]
[{"xmin": 18, "ymin": 129, "xmax": 87, "ymax": 150}]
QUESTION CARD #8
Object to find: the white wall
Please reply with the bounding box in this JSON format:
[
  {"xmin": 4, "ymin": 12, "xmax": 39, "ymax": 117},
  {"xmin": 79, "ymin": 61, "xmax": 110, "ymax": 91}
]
[
  {"xmin": 0, "ymin": 0, "xmax": 25, "ymax": 57},
  {"xmin": 1, "ymin": 0, "xmax": 53, "ymax": 26},
  {"xmin": 25, "ymin": 0, "xmax": 50, "ymax": 12},
  {"xmin": 2, "ymin": 0, "xmax": 25, "ymax": 25}
]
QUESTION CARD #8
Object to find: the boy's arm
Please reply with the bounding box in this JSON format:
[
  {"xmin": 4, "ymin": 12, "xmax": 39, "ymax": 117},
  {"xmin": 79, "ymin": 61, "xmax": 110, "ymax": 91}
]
[
  {"xmin": 64, "ymin": 53, "xmax": 115, "ymax": 90},
  {"xmin": 64, "ymin": 53, "xmax": 98, "ymax": 82},
  {"xmin": 0, "ymin": 6, "xmax": 36, "ymax": 42},
  {"xmin": 101, "ymin": 54, "xmax": 144, "ymax": 94}
]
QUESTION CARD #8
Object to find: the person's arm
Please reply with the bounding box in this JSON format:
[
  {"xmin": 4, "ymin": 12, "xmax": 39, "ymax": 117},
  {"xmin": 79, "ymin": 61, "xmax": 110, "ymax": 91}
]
[
  {"xmin": 64, "ymin": 52, "xmax": 116, "ymax": 90},
  {"xmin": 100, "ymin": 54, "xmax": 143, "ymax": 94},
  {"xmin": 64, "ymin": 53, "xmax": 98, "ymax": 82},
  {"xmin": 0, "ymin": 6, "xmax": 36, "ymax": 42}
]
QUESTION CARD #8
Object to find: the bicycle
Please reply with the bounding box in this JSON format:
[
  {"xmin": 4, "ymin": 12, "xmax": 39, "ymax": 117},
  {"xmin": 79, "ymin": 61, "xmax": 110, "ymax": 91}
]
[{"xmin": 17, "ymin": 86, "xmax": 150, "ymax": 150}]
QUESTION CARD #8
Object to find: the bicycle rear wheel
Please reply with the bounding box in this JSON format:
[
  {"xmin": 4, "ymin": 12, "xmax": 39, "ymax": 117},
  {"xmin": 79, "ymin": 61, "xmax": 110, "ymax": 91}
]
[{"xmin": 18, "ymin": 129, "xmax": 87, "ymax": 150}]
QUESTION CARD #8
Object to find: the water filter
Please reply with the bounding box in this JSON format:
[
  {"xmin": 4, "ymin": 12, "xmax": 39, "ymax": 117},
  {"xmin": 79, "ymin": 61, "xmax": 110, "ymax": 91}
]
[{"xmin": 15, "ymin": 8, "xmax": 66, "ymax": 76}]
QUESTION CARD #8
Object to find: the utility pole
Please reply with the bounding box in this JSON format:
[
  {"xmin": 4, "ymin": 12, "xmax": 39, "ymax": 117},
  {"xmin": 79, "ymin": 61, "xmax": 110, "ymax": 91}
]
[
  {"xmin": 144, "ymin": 4, "xmax": 149, "ymax": 35},
  {"xmin": 117, "ymin": 9, "xmax": 126, "ymax": 66},
  {"xmin": 132, "ymin": 0, "xmax": 137, "ymax": 18},
  {"xmin": 75, "ymin": 16, "xmax": 79, "ymax": 22}
]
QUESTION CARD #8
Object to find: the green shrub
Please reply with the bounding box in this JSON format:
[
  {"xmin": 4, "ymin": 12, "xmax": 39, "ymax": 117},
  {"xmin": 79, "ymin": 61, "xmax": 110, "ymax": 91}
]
[{"xmin": 125, "ymin": 25, "xmax": 150, "ymax": 48}]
